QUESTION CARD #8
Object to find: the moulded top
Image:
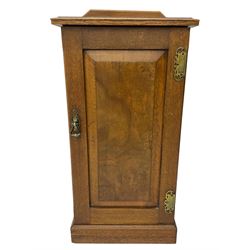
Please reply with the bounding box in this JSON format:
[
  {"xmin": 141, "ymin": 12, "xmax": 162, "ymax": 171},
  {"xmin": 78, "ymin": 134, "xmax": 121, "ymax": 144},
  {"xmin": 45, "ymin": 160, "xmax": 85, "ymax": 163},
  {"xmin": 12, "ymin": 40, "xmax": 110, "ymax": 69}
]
[{"xmin": 51, "ymin": 9, "xmax": 199, "ymax": 27}]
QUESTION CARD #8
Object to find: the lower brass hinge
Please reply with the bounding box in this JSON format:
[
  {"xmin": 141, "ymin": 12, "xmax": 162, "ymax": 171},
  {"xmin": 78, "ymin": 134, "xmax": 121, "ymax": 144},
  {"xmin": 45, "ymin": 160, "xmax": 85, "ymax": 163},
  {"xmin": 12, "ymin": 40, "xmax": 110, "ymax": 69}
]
[{"xmin": 164, "ymin": 190, "xmax": 176, "ymax": 214}]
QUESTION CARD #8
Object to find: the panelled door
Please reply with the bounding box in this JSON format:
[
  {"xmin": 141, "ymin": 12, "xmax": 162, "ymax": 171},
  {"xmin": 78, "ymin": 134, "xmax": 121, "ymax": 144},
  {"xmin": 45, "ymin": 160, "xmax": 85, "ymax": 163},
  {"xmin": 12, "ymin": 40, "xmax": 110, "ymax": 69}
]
[
  {"xmin": 62, "ymin": 26, "xmax": 189, "ymax": 225},
  {"xmin": 85, "ymin": 49, "xmax": 166, "ymax": 210}
]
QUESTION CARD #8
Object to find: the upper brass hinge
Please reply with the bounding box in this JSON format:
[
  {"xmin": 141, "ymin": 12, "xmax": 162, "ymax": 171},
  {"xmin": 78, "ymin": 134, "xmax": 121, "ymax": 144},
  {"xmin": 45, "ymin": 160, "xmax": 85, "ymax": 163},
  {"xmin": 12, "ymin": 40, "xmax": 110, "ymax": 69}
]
[
  {"xmin": 174, "ymin": 47, "xmax": 187, "ymax": 81},
  {"xmin": 164, "ymin": 190, "xmax": 176, "ymax": 214}
]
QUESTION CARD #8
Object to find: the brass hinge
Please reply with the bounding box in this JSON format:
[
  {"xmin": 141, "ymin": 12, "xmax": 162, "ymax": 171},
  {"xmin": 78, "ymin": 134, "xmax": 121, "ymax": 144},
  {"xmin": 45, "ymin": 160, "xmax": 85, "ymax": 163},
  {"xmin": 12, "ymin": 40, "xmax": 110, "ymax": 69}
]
[
  {"xmin": 174, "ymin": 47, "xmax": 187, "ymax": 81},
  {"xmin": 164, "ymin": 190, "xmax": 176, "ymax": 214}
]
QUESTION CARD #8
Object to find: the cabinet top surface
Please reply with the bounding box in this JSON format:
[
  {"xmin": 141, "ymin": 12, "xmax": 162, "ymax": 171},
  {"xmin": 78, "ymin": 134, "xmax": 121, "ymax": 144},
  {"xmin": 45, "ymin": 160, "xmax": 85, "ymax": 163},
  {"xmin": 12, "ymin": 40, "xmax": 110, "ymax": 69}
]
[{"xmin": 51, "ymin": 10, "xmax": 199, "ymax": 27}]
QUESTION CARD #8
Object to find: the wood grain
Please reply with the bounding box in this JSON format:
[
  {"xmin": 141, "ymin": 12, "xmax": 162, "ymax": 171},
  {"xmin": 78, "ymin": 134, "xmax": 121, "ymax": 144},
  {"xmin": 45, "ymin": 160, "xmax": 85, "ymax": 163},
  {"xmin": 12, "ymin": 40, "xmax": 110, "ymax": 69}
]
[
  {"xmin": 53, "ymin": 9, "xmax": 199, "ymax": 243},
  {"xmin": 81, "ymin": 27, "xmax": 170, "ymax": 49},
  {"xmin": 51, "ymin": 10, "xmax": 199, "ymax": 27},
  {"xmin": 51, "ymin": 17, "xmax": 199, "ymax": 27},
  {"xmin": 159, "ymin": 27, "xmax": 190, "ymax": 224},
  {"xmin": 83, "ymin": 10, "xmax": 166, "ymax": 18},
  {"xmin": 84, "ymin": 50, "xmax": 166, "ymax": 208},
  {"xmin": 71, "ymin": 224, "xmax": 177, "ymax": 243},
  {"xmin": 90, "ymin": 207, "xmax": 159, "ymax": 224},
  {"xmin": 61, "ymin": 27, "xmax": 90, "ymax": 224}
]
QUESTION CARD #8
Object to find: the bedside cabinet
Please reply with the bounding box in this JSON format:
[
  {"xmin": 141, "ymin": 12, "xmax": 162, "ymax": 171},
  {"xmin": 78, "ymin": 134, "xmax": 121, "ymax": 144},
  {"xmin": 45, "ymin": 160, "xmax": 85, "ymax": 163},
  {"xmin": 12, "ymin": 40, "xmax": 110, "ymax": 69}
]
[{"xmin": 51, "ymin": 10, "xmax": 199, "ymax": 243}]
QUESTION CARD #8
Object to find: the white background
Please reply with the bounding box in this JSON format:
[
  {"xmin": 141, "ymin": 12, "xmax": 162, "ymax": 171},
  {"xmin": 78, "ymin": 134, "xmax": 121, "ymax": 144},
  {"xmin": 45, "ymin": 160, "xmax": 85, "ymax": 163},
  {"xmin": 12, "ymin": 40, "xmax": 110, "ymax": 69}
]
[{"xmin": 0, "ymin": 0, "xmax": 250, "ymax": 249}]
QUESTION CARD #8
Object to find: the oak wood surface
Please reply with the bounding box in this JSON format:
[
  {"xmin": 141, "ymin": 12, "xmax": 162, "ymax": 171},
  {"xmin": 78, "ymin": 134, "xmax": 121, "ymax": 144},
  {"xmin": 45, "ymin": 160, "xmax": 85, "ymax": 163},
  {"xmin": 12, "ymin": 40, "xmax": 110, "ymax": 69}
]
[
  {"xmin": 158, "ymin": 27, "xmax": 190, "ymax": 224},
  {"xmin": 81, "ymin": 27, "xmax": 171, "ymax": 49},
  {"xmin": 51, "ymin": 17, "xmax": 199, "ymax": 27},
  {"xmin": 71, "ymin": 224, "xmax": 177, "ymax": 243},
  {"xmin": 53, "ymin": 9, "xmax": 199, "ymax": 243},
  {"xmin": 61, "ymin": 27, "xmax": 90, "ymax": 224},
  {"xmin": 51, "ymin": 9, "xmax": 199, "ymax": 27},
  {"xmin": 89, "ymin": 207, "xmax": 159, "ymax": 224},
  {"xmin": 83, "ymin": 9, "xmax": 166, "ymax": 18}
]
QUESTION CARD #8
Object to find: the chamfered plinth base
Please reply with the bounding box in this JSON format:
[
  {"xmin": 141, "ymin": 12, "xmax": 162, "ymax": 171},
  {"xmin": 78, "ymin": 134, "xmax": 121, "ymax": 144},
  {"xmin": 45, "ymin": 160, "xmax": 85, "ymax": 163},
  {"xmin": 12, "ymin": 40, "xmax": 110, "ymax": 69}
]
[{"xmin": 71, "ymin": 223, "xmax": 177, "ymax": 243}]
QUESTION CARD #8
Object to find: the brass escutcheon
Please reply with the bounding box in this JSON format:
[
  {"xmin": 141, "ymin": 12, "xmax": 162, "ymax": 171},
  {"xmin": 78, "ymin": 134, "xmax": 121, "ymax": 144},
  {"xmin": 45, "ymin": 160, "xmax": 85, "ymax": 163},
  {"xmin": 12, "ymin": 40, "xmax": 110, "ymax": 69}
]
[{"xmin": 70, "ymin": 108, "xmax": 80, "ymax": 138}]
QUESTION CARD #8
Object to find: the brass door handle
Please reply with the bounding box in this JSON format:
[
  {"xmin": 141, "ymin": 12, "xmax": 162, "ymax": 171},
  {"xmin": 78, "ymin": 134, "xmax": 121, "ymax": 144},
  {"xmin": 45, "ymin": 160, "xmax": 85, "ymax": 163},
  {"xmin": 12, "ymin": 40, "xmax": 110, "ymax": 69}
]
[{"xmin": 70, "ymin": 108, "xmax": 80, "ymax": 138}]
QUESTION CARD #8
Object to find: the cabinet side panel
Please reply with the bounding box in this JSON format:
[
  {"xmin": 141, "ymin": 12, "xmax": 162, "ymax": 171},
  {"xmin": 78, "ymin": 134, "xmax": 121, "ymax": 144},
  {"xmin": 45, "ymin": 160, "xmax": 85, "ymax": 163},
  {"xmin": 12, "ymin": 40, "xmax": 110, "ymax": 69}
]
[{"xmin": 61, "ymin": 27, "xmax": 90, "ymax": 224}]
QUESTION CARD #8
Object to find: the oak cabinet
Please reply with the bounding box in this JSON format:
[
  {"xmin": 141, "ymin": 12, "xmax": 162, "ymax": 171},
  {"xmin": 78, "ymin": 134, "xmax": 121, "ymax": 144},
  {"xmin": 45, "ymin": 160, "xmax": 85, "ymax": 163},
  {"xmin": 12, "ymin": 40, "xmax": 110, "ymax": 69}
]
[{"xmin": 51, "ymin": 10, "xmax": 199, "ymax": 243}]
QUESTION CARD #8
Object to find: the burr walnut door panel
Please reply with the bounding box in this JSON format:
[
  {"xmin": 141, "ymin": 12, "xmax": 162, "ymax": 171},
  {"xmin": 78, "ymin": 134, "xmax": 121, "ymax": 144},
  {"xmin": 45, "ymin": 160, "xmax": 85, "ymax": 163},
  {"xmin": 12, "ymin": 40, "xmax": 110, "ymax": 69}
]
[{"xmin": 84, "ymin": 50, "xmax": 167, "ymax": 209}]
